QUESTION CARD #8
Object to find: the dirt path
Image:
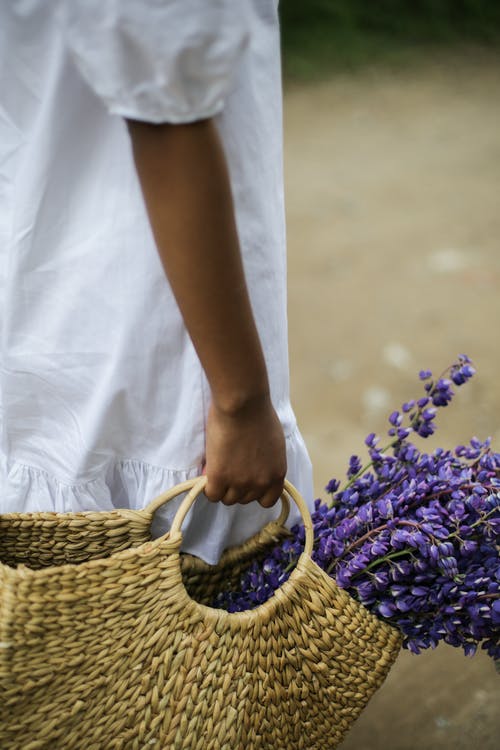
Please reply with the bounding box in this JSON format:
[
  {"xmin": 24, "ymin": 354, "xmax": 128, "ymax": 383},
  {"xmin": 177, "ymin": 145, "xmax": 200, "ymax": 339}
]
[{"xmin": 284, "ymin": 50, "xmax": 500, "ymax": 749}]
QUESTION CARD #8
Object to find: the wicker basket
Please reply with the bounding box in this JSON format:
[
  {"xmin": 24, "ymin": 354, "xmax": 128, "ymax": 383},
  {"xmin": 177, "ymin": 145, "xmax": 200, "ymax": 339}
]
[{"xmin": 0, "ymin": 477, "xmax": 402, "ymax": 750}]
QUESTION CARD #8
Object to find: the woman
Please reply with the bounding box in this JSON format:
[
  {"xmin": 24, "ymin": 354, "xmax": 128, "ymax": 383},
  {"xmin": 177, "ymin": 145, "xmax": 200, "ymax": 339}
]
[{"xmin": 0, "ymin": 0, "xmax": 314, "ymax": 565}]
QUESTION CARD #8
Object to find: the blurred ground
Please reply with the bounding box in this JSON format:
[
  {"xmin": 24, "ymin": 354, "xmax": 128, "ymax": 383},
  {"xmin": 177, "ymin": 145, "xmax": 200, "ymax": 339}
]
[{"xmin": 284, "ymin": 50, "xmax": 500, "ymax": 750}]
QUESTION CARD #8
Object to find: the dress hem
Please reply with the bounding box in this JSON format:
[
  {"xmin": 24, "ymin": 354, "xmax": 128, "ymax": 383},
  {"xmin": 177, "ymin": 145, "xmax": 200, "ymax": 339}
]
[{"xmin": 0, "ymin": 424, "xmax": 315, "ymax": 565}]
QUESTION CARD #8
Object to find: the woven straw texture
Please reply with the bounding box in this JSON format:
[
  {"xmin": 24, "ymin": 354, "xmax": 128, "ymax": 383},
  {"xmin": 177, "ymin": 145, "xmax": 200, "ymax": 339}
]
[{"xmin": 0, "ymin": 477, "xmax": 402, "ymax": 750}]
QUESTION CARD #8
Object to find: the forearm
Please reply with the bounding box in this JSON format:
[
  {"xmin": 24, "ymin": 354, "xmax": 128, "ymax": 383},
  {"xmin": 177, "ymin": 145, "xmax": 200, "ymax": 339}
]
[
  {"xmin": 126, "ymin": 118, "xmax": 269, "ymax": 415},
  {"xmin": 126, "ymin": 117, "xmax": 286, "ymax": 506}
]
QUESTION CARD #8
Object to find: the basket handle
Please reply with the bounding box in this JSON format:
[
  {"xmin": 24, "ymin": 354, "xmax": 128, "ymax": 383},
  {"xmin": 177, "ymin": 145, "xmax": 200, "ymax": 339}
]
[
  {"xmin": 144, "ymin": 478, "xmax": 211, "ymax": 517},
  {"xmin": 144, "ymin": 476, "xmax": 292, "ymax": 529},
  {"xmin": 169, "ymin": 476, "xmax": 314, "ymax": 557}
]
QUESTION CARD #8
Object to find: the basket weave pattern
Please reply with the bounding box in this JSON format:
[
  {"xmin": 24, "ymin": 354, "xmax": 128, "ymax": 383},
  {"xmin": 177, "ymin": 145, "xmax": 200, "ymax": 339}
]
[{"xmin": 0, "ymin": 479, "xmax": 402, "ymax": 750}]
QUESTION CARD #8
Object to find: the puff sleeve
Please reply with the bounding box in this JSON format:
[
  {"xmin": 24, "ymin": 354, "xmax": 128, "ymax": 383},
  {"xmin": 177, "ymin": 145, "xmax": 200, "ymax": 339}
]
[{"xmin": 56, "ymin": 0, "xmax": 253, "ymax": 123}]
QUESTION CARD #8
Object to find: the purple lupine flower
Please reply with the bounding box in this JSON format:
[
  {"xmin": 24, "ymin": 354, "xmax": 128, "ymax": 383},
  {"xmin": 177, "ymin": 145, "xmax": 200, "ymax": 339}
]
[
  {"xmin": 389, "ymin": 411, "xmax": 402, "ymax": 427},
  {"xmin": 450, "ymin": 363, "xmax": 475, "ymax": 385},
  {"xmin": 210, "ymin": 357, "xmax": 500, "ymax": 664},
  {"xmin": 325, "ymin": 478, "xmax": 340, "ymax": 494},
  {"xmin": 378, "ymin": 600, "xmax": 397, "ymax": 618},
  {"xmin": 431, "ymin": 378, "xmax": 455, "ymax": 407},
  {"xmin": 397, "ymin": 427, "xmax": 412, "ymax": 440},
  {"xmin": 402, "ymin": 400, "xmax": 415, "ymax": 413},
  {"xmin": 347, "ymin": 455, "xmax": 363, "ymax": 478}
]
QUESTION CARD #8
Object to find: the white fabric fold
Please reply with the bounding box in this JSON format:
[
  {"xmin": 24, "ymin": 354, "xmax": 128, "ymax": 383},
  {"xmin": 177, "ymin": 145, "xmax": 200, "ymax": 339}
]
[{"xmin": 55, "ymin": 0, "xmax": 254, "ymax": 123}]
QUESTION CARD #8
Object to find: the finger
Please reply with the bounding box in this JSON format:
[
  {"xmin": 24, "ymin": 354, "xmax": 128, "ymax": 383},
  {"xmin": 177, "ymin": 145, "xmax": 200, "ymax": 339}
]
[
  {"xmin": 224, "ymin": 489, "xmax": 262, "ymax": 505},
  {"xmin": 219, "ymin": 487, "xmax": 246, "ymax": 506},
  {"xmin": 237, "ymin": 491, "xmax": 261, "ymax": 505},
  {"xmin": 258, "ymin": 483, "xmax": 284, "ymax": 509},
  {"xmin": 222, "ymin": 485, "xmax": 277, "ymax": 506},
  {"xmin": 204, "ymin": 477, "xmax": 227, "ymax": 503}
]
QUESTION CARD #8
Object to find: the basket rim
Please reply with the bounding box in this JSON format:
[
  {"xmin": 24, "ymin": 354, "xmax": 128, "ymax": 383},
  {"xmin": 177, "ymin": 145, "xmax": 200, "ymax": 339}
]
[
  {"xmin": 0, "ymin": 523, "xmax": 402, "ymax": 641},
  {"xmin": 0, "ymin": 482, "xmax": 403, "ymax": 638},
  {"xmin": 169, "ymin": 544, "xmax": 403, "ymax": 635}
]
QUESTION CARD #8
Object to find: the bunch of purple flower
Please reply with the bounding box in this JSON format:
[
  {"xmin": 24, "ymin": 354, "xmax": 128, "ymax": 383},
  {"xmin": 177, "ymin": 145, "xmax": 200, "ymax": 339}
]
[{"xmin": 211, "ymin": 355, "xmax": 500, "ymax": 662}]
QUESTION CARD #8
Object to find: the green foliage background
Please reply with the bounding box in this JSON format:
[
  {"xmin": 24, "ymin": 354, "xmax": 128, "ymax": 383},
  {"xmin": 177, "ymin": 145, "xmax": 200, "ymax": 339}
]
[{"xmin": 279, "ymin": 0, "xmax": 500, "ymax": 80}]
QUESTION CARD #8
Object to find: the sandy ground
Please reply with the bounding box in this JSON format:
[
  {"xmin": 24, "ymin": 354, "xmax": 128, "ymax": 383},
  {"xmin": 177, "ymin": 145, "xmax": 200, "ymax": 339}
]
[{"xmin": 283, "ymin": 49, "xmax": 500, "ymax": 749}]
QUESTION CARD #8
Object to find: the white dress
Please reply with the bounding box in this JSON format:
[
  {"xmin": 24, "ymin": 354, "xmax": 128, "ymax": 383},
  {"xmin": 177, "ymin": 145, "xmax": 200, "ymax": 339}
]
[{"xmin": 0, "ymin": 0, "xmax": 314, "ymax": 565}]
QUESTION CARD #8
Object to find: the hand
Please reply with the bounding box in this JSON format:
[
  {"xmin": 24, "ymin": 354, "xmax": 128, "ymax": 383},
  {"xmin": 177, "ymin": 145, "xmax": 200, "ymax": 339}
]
[{"xmin": 204, "ymin": 395, "xmax": 287, "ymax": 508}]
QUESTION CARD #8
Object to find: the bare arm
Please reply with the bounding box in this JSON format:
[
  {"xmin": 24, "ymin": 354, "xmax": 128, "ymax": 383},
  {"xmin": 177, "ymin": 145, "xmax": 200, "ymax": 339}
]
[{"xmin": 126, "ymin": 118, "xmax": 286, "ymax": 507}]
